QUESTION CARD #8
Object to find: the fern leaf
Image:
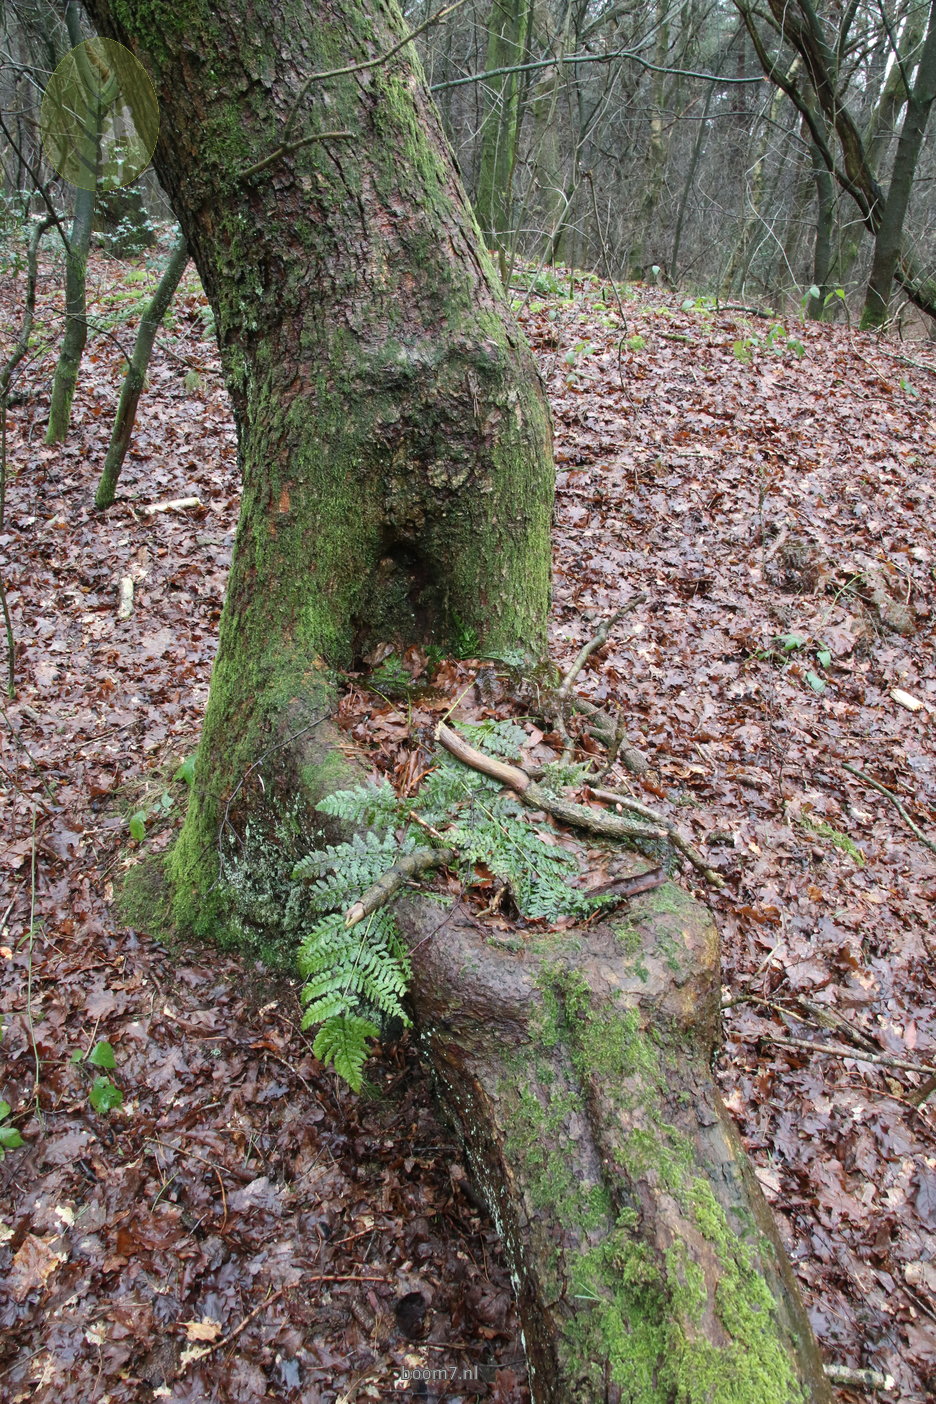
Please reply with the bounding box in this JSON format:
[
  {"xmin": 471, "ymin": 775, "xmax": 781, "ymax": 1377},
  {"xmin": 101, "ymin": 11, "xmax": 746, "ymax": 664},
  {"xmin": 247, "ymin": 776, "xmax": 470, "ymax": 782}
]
[{"xmin": 312, "ymin": 1014, "xmax": 381, "ymax": 1092}]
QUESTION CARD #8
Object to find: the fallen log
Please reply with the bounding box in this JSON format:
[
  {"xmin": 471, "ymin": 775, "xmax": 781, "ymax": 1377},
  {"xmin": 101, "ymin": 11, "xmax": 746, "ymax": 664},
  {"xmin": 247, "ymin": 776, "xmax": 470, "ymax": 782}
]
[{"xmin": 288, "ymin": 718, "xmax": 832, "ymax": 1404}]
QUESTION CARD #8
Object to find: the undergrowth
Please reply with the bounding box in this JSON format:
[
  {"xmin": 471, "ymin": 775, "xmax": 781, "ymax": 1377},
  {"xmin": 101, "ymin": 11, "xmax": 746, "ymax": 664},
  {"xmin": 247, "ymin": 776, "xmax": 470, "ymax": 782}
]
[{"xmin": 293, "ymin": 720, "xmax": 617, "ymax": 1089}]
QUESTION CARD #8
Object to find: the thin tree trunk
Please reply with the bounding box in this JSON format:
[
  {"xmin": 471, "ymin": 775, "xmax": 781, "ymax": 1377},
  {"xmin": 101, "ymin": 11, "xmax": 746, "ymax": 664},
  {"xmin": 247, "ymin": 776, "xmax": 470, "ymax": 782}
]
[
  {"xmin": 861, "ymin": 0, "xmax": 936, "ymax": 328},
  {"xmin": 45, "ymin": 183, "xmax": 93, "ymax": 444},
  {"xmin": 807, "ymin": 136, "xmax": 834, "ymax": 318},
  {"xmin": 46, "ymin": 2, "xmax": 98, "ymax": 445},
  {"xmin": 95, "ymin": 232, "xmax": 189, "ymax": 508},
  {"xmin": 671, "ymin": 84, "xmax": 714, "ymax": 286},
  {"xmin": 476, "ymin": 0, "xmax": 533, "ymax": 266}
]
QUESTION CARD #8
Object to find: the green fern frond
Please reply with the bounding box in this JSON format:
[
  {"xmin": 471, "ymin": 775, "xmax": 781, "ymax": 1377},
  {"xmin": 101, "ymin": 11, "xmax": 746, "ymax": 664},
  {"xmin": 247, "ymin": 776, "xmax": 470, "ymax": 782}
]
[
  {"xmin": 315, "ymin": 779, "xmax": 402, "ymax": 832},
  {"xmin": 312, "ymin": 1014, "xmax": 381, "ymax": 1092},
  {"xmin": 292, "ymin": 717, "xmax": 618, "ymax": 1090},
  {"xmin": 298, "ymin": 907, "xmax": 411, "ymax": 1037},
  {"xmin": 455, "ymin": 718, "xmax": 528, "ymax": 758}
]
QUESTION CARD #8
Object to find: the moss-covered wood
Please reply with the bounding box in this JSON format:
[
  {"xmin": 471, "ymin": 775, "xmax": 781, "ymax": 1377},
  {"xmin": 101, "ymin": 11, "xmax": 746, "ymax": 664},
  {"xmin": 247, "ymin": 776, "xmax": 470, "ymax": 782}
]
[
  {"xmin": 86, "ymin": 0, "xmax": 554, "ymax": 928},
  {"xmin": 398, "ymin": 874, "xmax": 832, "ymax": 1404}
]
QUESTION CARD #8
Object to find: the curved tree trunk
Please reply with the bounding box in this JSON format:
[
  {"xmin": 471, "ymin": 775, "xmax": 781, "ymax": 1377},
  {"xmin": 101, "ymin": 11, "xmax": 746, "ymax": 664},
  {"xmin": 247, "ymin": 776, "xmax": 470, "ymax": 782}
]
[
  {"xmin": 95, "ymin": 230, "xmax": 188, "ymax": 509},
  {"xmin": 85, "ymin": 1, "xmax": 832, "ymax": 1397}
]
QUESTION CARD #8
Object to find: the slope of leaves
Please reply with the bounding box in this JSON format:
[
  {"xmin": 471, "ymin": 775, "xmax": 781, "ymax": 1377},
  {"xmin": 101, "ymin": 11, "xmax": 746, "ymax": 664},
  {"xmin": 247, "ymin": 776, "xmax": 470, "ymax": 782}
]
[{"xmin": 517, "ymin": 275, "xmax": 936, "ymax": 1402}]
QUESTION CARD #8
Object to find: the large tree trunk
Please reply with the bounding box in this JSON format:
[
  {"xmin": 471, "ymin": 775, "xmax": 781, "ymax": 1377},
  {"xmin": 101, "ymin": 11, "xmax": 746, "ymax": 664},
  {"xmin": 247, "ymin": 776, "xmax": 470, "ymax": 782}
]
[
  {"xmin": 86, "ymin": 2, "xmax": 831, "ymax": 1397},
  {"xmin": 86, "ymin": 0, "xmax": 554, "ymax": 918}
]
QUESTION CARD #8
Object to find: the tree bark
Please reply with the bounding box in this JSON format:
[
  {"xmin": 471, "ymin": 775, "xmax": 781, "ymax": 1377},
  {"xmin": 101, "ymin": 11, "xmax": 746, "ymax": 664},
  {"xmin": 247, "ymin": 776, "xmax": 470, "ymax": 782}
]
[
  {"xmin": 45, "ymin": 183, "xmax": 93, "ymax": 444},
  {"xmin": 476, "ymin": 0, "xmax": 533, "ymax": 266},
  {"xmin": 398, "ymin": 880, "xmax": 831, "ymax": 1403},
  {"xmin": 861, "ymin": 0, "xmax": 936, "ymax": 328},
  {"xmin": 84, "ymin": 0, "xmax": 554, "ymax": 925},
  {"xmin": 95, "ymin": 231, "xmax": 188, "ymax": 509},
  {"xmin": 84, "ymin": 1, "xmax": 832, "ymax": 1396}
]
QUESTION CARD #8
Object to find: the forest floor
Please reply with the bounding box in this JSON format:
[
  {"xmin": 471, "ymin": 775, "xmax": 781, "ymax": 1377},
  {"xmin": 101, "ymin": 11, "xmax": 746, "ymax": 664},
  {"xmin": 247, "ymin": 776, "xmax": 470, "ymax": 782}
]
[{"xmin": 1, "ymin": 233, "xmax": 935, "ymax": 1404}]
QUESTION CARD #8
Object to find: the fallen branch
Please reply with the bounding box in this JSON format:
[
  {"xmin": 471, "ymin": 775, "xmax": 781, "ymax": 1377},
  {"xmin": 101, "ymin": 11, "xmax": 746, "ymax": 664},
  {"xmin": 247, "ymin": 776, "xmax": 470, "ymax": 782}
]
[
  {"xmin": 824, "ymin": 1364, "xmax": 896, "ymax": 1392},
  {"xmin": 117, "ymin": 576, "xmax": 134, "ymax": 620},
  {"xmin": 557, "ymin": 599, "xmax": 645, "ymax": 705},
  {"xmin": 436, "ymin": 722, "xmax": 673, "ymax": 845},
  {"xmin": 345, "ymin": 844, "xmax": 455, "ymax": 927},
  {"xmin": 587, "ymin": 786, "xmax": 726, "ymax": 887},
  {"xmin": 755, "ymin": 1032, "xmax": 936, "ymax": 1078},
  {"xmin": 570, "ymin": 695, "xmax": 649, "ymax": 773},
  {"xmin": 842, "ymin": 761, "xmax": 936, "ymax": 855},
  {"xmin": 554, "ymin": 598, "xmax": 646, "ymax": 761},
  {"xmin": 138, "ymin": 496, "xmax": 202, "ymax": 516}
]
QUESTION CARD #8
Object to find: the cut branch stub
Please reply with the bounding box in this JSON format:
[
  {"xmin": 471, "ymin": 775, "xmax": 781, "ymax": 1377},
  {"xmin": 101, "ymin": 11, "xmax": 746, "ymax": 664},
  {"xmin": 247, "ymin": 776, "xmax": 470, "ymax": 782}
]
[{"xmin": 397, "ymin": 878, "xmax": 831, "ymax": 1404}]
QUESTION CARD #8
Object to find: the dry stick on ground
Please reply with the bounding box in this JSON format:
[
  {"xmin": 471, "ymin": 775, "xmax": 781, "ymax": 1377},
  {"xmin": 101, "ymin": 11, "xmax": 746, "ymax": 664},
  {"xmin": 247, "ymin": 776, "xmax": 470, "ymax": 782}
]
[
  {"xmin": 434, "ymin": 723, "xmax": 729, "ymax": 891},
  {"xmin": 344, "ymin": 845, "xmax": 456, "ymax": 928},
  {"xmin": 554, "ymin": 596, "xmax": 646, "ymax": 760},
  {"xmin": 178, "ymin": 1288, "xmax": 285, "ymax": 1371},
  {"xmin": 756, "ymin": 1033, "xmax": 936, "ymax": 1078},
  {"xmin": 587, "ymin": 785, "xmax": 726, "ymax": 887},
  {"xmin": 842, "ymin": 760, "xmax": 936, "ymax": 855},
  {"xmin": 824, "ymin": 1364, "xmax": 896, "ymax": 1392}
]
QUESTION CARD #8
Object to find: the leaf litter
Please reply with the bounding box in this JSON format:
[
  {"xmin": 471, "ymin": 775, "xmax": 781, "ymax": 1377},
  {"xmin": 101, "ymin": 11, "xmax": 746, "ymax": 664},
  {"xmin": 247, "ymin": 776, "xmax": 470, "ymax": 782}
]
[{"xmin": 1, "ymin": 243, "xmax": 935, "ymax": 1401}]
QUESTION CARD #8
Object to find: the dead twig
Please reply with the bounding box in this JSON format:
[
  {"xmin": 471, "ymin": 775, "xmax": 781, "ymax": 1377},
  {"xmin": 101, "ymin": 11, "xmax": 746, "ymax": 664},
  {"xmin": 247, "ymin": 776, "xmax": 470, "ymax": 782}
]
[
  {"xmin": 137, "ymin": 496, "xmax": 203, "ymax": 516},
  {"xmin": 436, "ymin": 722, "xmax": 691, "ymax": 848},
  {"xmin": 554, "ymin": 597, "xmax": 645, "ymax": 761},
  {"xmin": 587, "ymin": 786, "xmax": 725, "ymax": 887},
  {"xmin": 557, "ymin": 597, "xmax": 646, "ymax": 706},
  {"xmin": 344, "ymin": 845, "xmax": 455, "ymax": 928},
  {"xmin": 178, "ymin": 1287, "xmax": 285, "ymax": 1371},
  {"xmin": 824, "ymin": 1364, "xmax": 896, "ymax": 1392},
  {"xmin": 842, "ymin": 761, "xmax": 936, "ymax": 855},
  {"xmin": 755, "ymin": 1032, "xmax": 936, "ymax": 1078}
]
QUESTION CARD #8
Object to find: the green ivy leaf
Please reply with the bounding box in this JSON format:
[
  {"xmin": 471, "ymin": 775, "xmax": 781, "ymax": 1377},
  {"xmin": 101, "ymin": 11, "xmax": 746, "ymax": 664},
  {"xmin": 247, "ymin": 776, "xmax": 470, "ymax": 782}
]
[
  {"xmin": 128, "ymin": 811, "xmax": 146, "ymax": 841},
  {"xmin": 87, "ymin": 1040, "xmax": 116, "ymax": 1069},
  {"xmin": 174, "ymin": 754, "xmax": 197, "ymax": 786},
  {"xmin": 805, "ymin": 671, "xmax": 827, "ymax": 693},
  {"xmin": 0, "ymin": 1126, "xmax": 24, "ymax": 1150},
  {"xmin": 89, "ymin": 1075, "xmax": 123, "ymax": 1114},
  {"xmin": 779, "ymin": 633, "xmax": 806, "ymax": 652},
  {"xmin": 817, "ymin": 649, "xmax": 832, "ymax": 669},
  {"xmin": 0, "ymin": 1100, "xmax": 10, "ymax": 1120}
]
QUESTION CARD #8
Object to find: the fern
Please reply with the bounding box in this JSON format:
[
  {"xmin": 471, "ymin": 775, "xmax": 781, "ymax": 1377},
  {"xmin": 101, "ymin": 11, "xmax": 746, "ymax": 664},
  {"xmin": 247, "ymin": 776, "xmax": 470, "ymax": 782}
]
[
  {"xmin": 315, "ymin": 779, "xmax": 401, "ymax": 831},
  {"xmin": 312, "ymin": 1014, "xmax": 381, "ymax": 1092},
  {"xmin": 292, "ymin": 718, "xmax": 617, "ymax": 1090}
]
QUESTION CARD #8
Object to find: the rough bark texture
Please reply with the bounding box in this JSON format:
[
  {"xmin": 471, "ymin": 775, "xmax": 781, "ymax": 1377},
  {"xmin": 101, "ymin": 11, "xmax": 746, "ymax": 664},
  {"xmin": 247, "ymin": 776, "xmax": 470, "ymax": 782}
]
[
  {"xmin": 85, "ymin": 0, "xmax": 554, "ymax": 925},
  {"xmin": 397, "ymin": 866, "xmax": 831, "ymax": 1403}
]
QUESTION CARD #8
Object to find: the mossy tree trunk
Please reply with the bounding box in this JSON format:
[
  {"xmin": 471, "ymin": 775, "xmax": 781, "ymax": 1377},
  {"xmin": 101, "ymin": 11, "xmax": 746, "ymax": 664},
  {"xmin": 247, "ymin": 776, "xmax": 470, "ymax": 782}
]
[
  {"xmin": 476, "ymin": 0, "xmax": 533, "ymax": 265},
  {"xmin": 85, "ymin": 0, "xmax": 554, "ymax": 922},
  {"xmin": 86, "ymin": 2, "xmax": 831, "ymax": 1398},
  {"xmin": 46, "ymin": 192, "xmax": 94, "ymax": 447}
]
